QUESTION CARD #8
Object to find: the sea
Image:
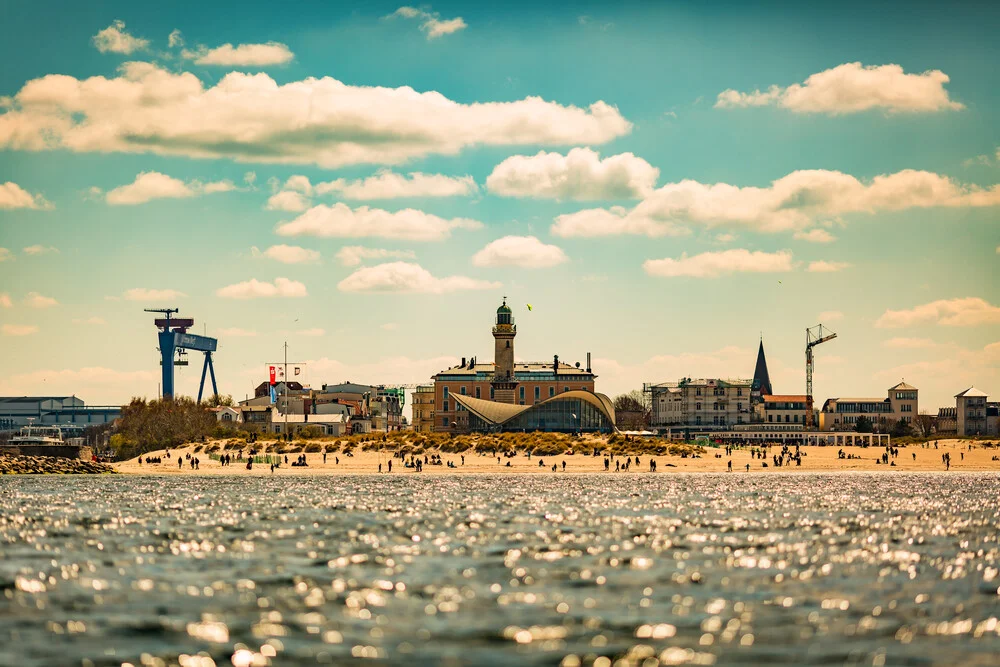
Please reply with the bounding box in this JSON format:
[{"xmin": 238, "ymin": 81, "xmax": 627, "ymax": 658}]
[{"xmin": 1, "ymin": 473, "xmax": 998, "ymax": 667}]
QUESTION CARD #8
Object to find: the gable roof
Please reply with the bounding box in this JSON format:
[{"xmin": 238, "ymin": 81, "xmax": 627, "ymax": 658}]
[{"xmin": 955, "ymin": 387, "xmax": 988, "ymax": 398}]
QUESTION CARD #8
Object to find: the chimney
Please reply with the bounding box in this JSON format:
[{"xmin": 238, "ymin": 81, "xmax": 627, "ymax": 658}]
[
  {"xmin": 554, "ymin": 354, "xmax": 559, "ymax": 376},
  {"xmin": 586, "ymin": 352, "xmax": 591, "ymax": 373},
  {"xmin": 462, "ymin": 357, "xmax": 466, "ymax": 367}
]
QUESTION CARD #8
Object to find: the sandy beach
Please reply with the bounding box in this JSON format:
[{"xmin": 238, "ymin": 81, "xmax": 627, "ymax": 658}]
[{"xmin": 114, "ymin": 438, "xmax": 1000, "ymax": 475}]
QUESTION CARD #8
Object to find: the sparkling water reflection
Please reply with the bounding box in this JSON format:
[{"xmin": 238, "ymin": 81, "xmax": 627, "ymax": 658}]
[{"xmin": 1, "ymin": 474, "xmax": 999, "ymax": 666}]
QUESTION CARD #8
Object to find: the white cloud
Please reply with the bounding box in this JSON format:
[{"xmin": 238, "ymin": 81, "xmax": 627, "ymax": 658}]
[
  {"xmin": 168, "ymin": 29, "xmax": 184, "ymax": 49},
  {"xmin": 317, "ymin": 170, "xmax": 478, "ymax": 199},
  {"xmin": 104, "ymin": 171, "xmax": 235, "ymax": 205},
  {"xmin": 715, "ymin": 63, "xmax": 963, "ymax": 114},
  {"xmin": 486, "ymin": 148, "xmax": 658, "ymax": 200},
  {"xmin": 24, "ymin": 292, "xmax": 58, "ymax": 308},
  {"xmin": 883, "ymin": 337, "xmax": 936, "ymax": 349},
  {"xmin": 338, "ymin": 262, "xmax": 501, "ymax": 294},
  {"xmin": 390, "ymin": 7, "xmax": 468, "ymax": 39},
  {"xmin": 92, "ymin": 20, "xmax": 149, "ymax": 55},
  {"xmin": 643, "ymin": 249, "xmax": 794, "ymax": 278},
  {"xmin": 72, "ymin": 317, "xmax": 106, "ymax": 326},
  {"xmin": 217, "ymin": 327, "xmax": 257, "ymax": 337},
  {"xmin": 123, "ymin": 287, "xmax": 187, "ymax": 302},
  {"xmin": 185, "ymin": 42, "xmax": 294, "ymax": 66},
  {"xmin": 0, "ymin": 63, "xmax": 629, "ymax": 168},
  {"xmin": 551, "ymin": 169, "xmax": 1000, "ymax": 238},
  {"xmin": 0, "ymin": 292, "xmax": 12, "ymax": 308},
  {"xmin": 277, "ymin": 204, "xmax": 482, "ymax": 241},
  {"xmin": 807, "ymin": 260, "xmax": 851, "ymax": 273},
  {"xmin": 794, "ymin": 229, "xmax": 836, "ymax": 243},
  {"xmin": 335, "ymin": 246, "xmax": 416, "ymax": 266},
  {"xmin": 251, "ymin": 244, "xmax": 320, "ymax": 264},
  {"xmin": 265, "ymin": 190, "xmax": 312, "ymax": 212},
  {"xmin": 23, "ymin": 245, "xmax": 58, "ymax": 255},
  {"xmin": 0, "ymin": 182, "xmax": 53, "ymax": 210},
  {"xmin": 0, "ymin": 248, "xmax": 11, "ymax": 262},
  {"xmin": 471, "ymin": 235, "xmax": 568, "ymax": 268},
  {"xmin": 817, "ymin": 310, "xmax": 844, "ymax": 322},
  {"xmin": 2, "ymin": 324, "xmax": 38, "ymax": 336},
  {"xmin": 216, "ymin": 277, "xmax": 307, "ymax": 299},
  {"xmin": 296, "ymin": 328, "xmax": 325, "ymax": 337},
  {"xmin": 876, "ymin": 297, "xmax": 1000, "ymax": 328}
]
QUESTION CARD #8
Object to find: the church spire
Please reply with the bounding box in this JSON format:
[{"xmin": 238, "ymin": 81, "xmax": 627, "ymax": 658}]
[{"xmin": 752, "ymin": 338, "xmax": 772, "ymax": 399}]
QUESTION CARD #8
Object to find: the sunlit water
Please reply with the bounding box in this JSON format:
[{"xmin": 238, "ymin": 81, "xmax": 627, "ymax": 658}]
[{"xmin": 1, "ymin": 474, "xmax": 999, "ymax": 667}]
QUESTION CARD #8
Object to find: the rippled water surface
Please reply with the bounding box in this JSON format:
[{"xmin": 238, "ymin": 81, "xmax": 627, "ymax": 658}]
[{"xmin": 2, "ymin": 474, "xmax": 999, "ymax": 667}]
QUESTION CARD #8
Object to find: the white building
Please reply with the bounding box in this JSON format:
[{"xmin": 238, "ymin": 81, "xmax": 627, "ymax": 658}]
[
  {"xmin": 647, "ymin": 378, "xmax": 753, "ymax": 430},
  {"xmin": 955, "ymin": 387, "xmax": 994, "ymax": 436},
  {"xmin": 818, "ymin": 382, "xmax": 918, "ymax": 432}
]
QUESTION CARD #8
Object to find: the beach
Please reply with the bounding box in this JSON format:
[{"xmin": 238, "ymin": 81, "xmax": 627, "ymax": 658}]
[{"xmin": 114, "ymin": 437, "xmax": 1000, "ymax": 475}]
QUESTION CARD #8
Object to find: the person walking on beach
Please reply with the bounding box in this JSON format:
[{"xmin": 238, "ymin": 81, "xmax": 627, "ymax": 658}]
[
  {"xmin": 388, "ymin": 460, "xmax": 392, "ymax": 473},
  {"xmin": 379, "ymin": 463, "xmax": 382, "ymax": 473},
  {"xmin": 179, "ymin": 458, "xmax": 183, "ymax": 470},
  {"xmin": 728, "ymin": 459, "xmax": 732, "ymax": 472},
  {"xmin": 323, "ymin": 452, "xmax": 327, "ymax": 464}
]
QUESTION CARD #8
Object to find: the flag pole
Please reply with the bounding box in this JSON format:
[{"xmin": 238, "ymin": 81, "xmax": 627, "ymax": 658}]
[{"xmin": 284, "ymin": 341, "xmax": 288, "ymax": 441}]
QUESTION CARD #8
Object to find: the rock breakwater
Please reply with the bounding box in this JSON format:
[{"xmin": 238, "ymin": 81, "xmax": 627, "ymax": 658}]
[{"xmin": 0, "ymin": 454, "xmax": 115, "ymax": 475}]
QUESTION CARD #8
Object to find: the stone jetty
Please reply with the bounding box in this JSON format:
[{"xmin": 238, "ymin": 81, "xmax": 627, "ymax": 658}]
[{"xmin": 0, "ymin": 454, "xmax": 115, "ymax": 475}]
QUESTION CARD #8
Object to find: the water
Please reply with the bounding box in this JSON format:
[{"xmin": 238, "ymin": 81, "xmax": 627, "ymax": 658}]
[{"xmin": 1, "ymin": 474, "xmax": 998, "ymax": 667}]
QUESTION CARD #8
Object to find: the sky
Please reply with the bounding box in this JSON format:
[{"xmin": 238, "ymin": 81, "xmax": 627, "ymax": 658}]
[{"xmin": 0, "ymin": 0, "xmax": 998, "ymax": 418}]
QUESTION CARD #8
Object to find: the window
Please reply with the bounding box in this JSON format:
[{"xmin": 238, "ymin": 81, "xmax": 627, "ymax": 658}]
[
  {"xmin": 490, "ymin": 387, "xmax": 495, "ymax": 399},
  {"xmin": 737, "ymin": 388, "xmax": 743, "ymax": 397},
  {"xmin": 696, "ymin": 402, "xmax": 701, "ymax": 411},
  {"xmin": 713, "ymin": 402, "xmax": 719, "ymax": 411},
  {"xmin": 695, "ymin": 416, "xmax": 702, "ymax": 425},
  {"xmin": 737, "ymin": 402, "xmax": 743, "ymax": 411},
  {"xmin": 475, "ymin": 387, "xmax": 481, "ymax": 399},
  {"xmin": 785, "ymin": 414, "xmax": 790, "ymax": 423},
  {"xmin": 768, "ymin": 414, "xmax": 773, "ymax": 423},
  {"xmin": 442, "ymin": 417, "xmax": 448, "ymax": 427},
  {"xmin": 564, "ymin": 387, "xmax": 570, "ymax": 392},
  {"xmin": 793, "ymin": 415, "xmax": 799, "ymax": 423},
  {"xmin": 549, "ymin": 386, "xmax": 555, "ymax": 397},
  {"xmin": 519, "ymin": 387, "xmax": 525, "ymax": 401},
  {"xmin": 461, "ymin": 386, "xmax": 466, "ymax": 395},
  {"xmin": 443, "ymin": 400, "xmax": 449, "ymax": 411},
  {"xmin": 443, "ymin": 387, "xmax": 449, "ymax": 398},
  {"xmin": 696, "ymin": 389, "xmax": 702, "ymax": 396},
  {"xmin": 534, "ymin": 386, "xmax": 540, "ymax": 402}
]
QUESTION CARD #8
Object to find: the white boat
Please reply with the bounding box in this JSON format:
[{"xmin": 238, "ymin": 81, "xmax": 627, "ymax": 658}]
[{"xmin": 7, "ymin": 423, "xmax": 66, "ymax": 447}]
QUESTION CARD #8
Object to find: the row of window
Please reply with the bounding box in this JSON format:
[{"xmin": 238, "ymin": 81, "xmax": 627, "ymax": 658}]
[{"xmin": 695, "ymin": 388, "xmax": 745, "ymax": 397}]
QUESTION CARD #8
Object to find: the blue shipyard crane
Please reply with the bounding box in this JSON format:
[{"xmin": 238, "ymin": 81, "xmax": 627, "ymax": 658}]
[{"xmin": 145, "ymin": 308, "xmax": 219, "ymax": 401}]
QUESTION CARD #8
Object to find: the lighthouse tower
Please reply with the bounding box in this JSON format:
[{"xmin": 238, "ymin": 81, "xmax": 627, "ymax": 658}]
[{"xmin": 491, "ymin": 298, "xmax": 518, "ymax": 404}]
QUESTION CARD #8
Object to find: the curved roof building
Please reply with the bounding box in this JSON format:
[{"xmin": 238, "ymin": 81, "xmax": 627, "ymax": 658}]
[{"xmin": 451, "ymin": 390, "xmax": 617, "ymax": 433}]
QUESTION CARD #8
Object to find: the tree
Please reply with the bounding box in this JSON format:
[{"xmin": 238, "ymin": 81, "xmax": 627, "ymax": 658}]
[
  {"xmin": 205, "ymin": 394, "xmax": 234, "ymax": 407},
  {"xmin": 855, "ymin": 416, "xmax": 873, "ymax": 433},
  {"xmin": 914, "ymin": 411, "xmax": 934, "ymax": 437},
  {"xmin": 891, "ymin": 418, "xmax": 913, "ymax": 438},
  {"xmin": 614, "ymin": 390, "xmax": 651, "ymax": 430},
  {"xmin": 111, "ymin": 397, "xmax": 217, "ymax": 459}
]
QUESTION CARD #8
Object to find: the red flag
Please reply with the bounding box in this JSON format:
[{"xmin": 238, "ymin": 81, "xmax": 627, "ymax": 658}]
[{"xmin": 269, "ymin": 366, "xmax": 276, "ymax": 385}]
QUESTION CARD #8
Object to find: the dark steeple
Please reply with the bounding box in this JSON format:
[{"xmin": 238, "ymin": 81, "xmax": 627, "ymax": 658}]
[{"xmin": 752, "ymin": 338, "xmax": 772, "ymax": 399}]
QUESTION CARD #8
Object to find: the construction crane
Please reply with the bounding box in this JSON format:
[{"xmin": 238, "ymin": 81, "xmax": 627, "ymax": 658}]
[
  {"xmin": 805, "ymin": 324, "xmax": 837, "ymax": 428},
  {"xmin": 145, "ymin": 308, "xmax": 219, "ymax": 402}
]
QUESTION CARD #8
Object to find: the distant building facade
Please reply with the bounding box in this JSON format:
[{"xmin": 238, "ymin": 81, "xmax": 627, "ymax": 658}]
[
  {"xmin": 647, "ymin": 378, "xmax": 753, "ymax": 429},
  {"xmin": 756, "ymin": 395, "xmax": 810, "ymax": 426},
  {"xmin": 0, "ymin": 396, "xmax": 120, "ymax": 435},
  {"xmin": 955, "ymin": 387, "xmax": 995, "ymax": 436},
  {"xmin": 818, "ymin": 382, "xmax": 918, "ymax": 432},
  {"xmin": 412, "ymin": 385, "xmax": 435, "ymax": 433},
  {"xmin": 431, "ymin": 300, "xmax": 596, "ymax": 433},
  {"xmin": 936, "ymin": 407, "xmax": 957, "ymax": 435},
  {"xmin": 451, "ymin": 390, "xmax": 616, "ymax": 434}
]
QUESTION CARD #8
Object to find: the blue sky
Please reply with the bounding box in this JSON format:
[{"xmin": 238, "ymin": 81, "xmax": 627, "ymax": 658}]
[{"xmin": 0, "ymin": 0, "xmax": 998, "ymax": 413}]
